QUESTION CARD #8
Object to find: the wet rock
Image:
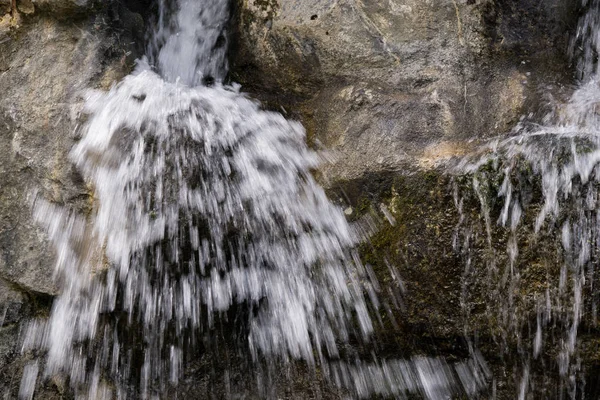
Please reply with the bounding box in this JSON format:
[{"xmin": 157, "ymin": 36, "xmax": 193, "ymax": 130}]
[
  {"xmin": 0, "ymin": 279, "xmax": 48, "ymax": 397},
  {"xmin": 0, "ymin": 0, "xmax": 10, "ymax": 15},
  {"xmin": 30, "ymin": 0, "xmax": 97, "ymax": 16},
  {"xmin": 0, "ymin": 280, "xmax": 28, "ymax": 328},
  {"xmin": 327, "ymin": 166, "xmax": 593, "ymax": 398},
  {"xmin": 232, "ymin": 0, "xmax": 584, "ymax": 397}
]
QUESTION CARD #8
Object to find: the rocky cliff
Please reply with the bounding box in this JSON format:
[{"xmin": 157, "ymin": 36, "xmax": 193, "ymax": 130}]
[
  {"xmin": 0, "ymin": 0, "xmax": 592, "ymax": 398},
  {"xmin": 232, "ymin": 0, "xmax": 577, "ymax": 180},
  {"xmin": 231, "ymin": 0, "xmax": 592, "ymax": 398}
]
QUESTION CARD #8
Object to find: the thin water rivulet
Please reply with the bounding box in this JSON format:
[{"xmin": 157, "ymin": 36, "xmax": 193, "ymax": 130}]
[{"xmin": 453, "ymin": 0, "xmax": 600, "ymax": 397}]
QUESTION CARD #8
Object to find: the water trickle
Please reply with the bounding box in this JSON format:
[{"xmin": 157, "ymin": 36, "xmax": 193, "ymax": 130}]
[
  {"xmin": 20, "ymin": 0, "xmax": 487, "ymax": 398},
  {"xmin": 452, "ymin": 0, "xmax": 600, "ymax": 396}
]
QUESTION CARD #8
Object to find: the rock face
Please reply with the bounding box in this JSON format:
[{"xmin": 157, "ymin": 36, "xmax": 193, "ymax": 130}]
[
  {"xmin": 0, "ymin": 2, "xmax": 148, "ymax": 294},
  {"xmin": 0, "ymin": 1, "xmax": 148, "ymax": 396},
  {"xmin": 231, "ymin": 0, "xmax": 589, "ymax": 397},
  {"xmin": 0, "ymin": 0, "xmax": 588, "ymax": 397},
  {"xmin": 1, "ymin": 15, "xmax": 95, "ymax": 297},
  {"xmin": 232, "ymin": 0, "xmax": 577, "ymax": 181}
]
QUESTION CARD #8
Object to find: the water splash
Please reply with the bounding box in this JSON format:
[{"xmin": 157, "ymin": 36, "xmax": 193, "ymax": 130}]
[{"xmin": 19, "ymin": 0, "xmax": 489, "ymax": 398}]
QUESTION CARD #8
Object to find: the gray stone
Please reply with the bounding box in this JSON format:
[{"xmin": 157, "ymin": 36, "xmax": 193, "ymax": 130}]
[
  {"xmin": 0, "ymin": 3, "xmax": 144, "ymax": 396},
  {"xmin": 232, "ymin": 0, "xmax": 578, "ymax": 182},
  {"xmin": 0, "ymin": 6, "xmax": 138, "ymax": 295},
  {"xmin": 0, "ymin": 18, "xmax": 98, "ymax": 294}
]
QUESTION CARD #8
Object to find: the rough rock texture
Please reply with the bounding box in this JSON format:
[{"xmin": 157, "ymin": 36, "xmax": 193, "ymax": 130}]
[
  {"xmin": 0, "ymin": 1, "xmax": 148, "ymax": 396},
  {"xmin": 230, "ymin": 0, "xmax": 581, "ymax": 330},
  {"xmin": 353, "ymin": 164, "xmax": 600, "ymax": 398},
  {"xmin": 231, "ymin": 0, "xmax": 586, "ymax": 397},
  {"xmin": 0, "ymin": 0, "xmax": 587, "ymax": 397},
  {"xmin": 232, "ymin": 0, "xmax": 578, "ymax": 181},
  {"xmin": 0, "ymin": 1, "xmax": 147, "ymax": 295}
]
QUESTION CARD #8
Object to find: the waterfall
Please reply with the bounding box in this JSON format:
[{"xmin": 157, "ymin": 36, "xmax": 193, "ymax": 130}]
[
  {"xmin": 452, "ymin": 0, "xmax": 600, "ymax": 397},
  {"xmin": 18, "ymin": 0, "xmax": 491, "ymax": 398},
  {"xmin": 22, "ymin": 0, "xmax": 369, "ymax": 395}
]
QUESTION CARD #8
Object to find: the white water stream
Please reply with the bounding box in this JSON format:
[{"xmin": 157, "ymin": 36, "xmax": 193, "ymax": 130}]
[{"xmin": 18, "ymin": 0, "xmax": 488, "ymax": 399}]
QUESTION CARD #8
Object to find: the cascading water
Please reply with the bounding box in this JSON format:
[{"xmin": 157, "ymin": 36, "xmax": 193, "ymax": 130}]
[
  {"xmin": 18, "ymin": 0, "xmax": 488, "ymax": 399},
  {"xmin": 452, "ymin": 0, "xmax": 600, "ymax": 397},
  {"xmin": 22, "ymin": 0, "xmax": 371, "ymax": 396}
]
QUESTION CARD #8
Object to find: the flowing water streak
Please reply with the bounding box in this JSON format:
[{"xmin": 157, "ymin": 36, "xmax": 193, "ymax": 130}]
[
  {"xmin": 453, "ymin": 0, "xmax": 600, "ymax": 396},
  {"xmin": 22, "ymin": 0, "xmax": 373, "ymax": 395},
  {"xmin": 20, "ymin": 0, "xmax": 489, "ymax": 398},
  {"xmin": 147, "ymin": 0, "xmax": 229, "ymax": 85}
]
